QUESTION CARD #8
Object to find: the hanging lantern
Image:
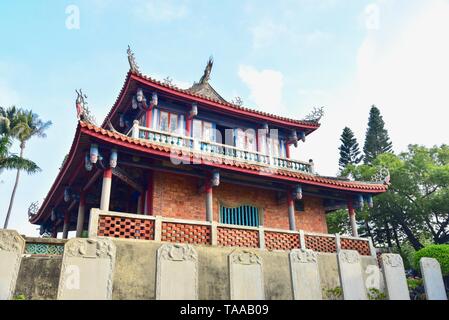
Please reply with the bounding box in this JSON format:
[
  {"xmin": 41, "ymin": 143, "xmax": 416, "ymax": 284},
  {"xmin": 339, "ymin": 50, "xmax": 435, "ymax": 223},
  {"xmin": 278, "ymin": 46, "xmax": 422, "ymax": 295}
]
[
  {"xmin": 366, "ymin": 195, "xmax": 374, "ymax": 208},
  {"xmin": 64, "ymin": 187, "xmax": 71, "ymax": 203},
  {"xmin": 132, "ymin": 96, "xmax": 138, "ymax": 109},
  {"xmin": 85, "ymin": 154, "xmax": 93, "ymax": 171},
  {"xmin": 136, "ymin": 88, "xmax": 144, "ymax": 103},
  {"xmin": 211, "ymin": 171, "xmax": 220, "ymax": 187},
  {"xmin": 299, "ymin": 131, "xmax": 306, "ymax": 143},
  {"xmin": 190, "ymin": 103, "xmax": 198, "ymax": 118},
  {"xmin": 294, "ymin": 185, "xmax": 303, "ymax": 200},
  {"xmin": 90, "ymin": 144, "xmax": 99, "ymax": 164},
  {"xmin": 151, "ymin": 92, "xmax": 158, "ymax": 107},
  {"xmin": 110, "ymin": 149, "xmax": 118, "ymax": 168},
  {"xmin": 357, "ymin": 194, "xmax": 364, "ymax": 208},
  {"xmin": 51, "ymin": 208, "xmax": 57, "ymax": 221},
  {"xmin": 119, "ymin": 113, "xmax": 125, "ymax": 128},
  {"xmin": 263, "ymin": 123, "xmax": 269, "ymax": 131}
]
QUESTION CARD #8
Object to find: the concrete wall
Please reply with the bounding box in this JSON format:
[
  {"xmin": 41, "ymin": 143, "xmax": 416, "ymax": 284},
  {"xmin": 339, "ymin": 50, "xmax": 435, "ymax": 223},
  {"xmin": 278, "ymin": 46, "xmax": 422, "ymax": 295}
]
[
  {"xmin": 12, "ymin": 238, "xmax": 380, "ymax": 300},
  {"xmin": 14, "ymin": 256, "xmax": 62, "ymax": 300},
  {"xmin": 94, "ymin": 239, "xmax": 378, "ymax": 300}
]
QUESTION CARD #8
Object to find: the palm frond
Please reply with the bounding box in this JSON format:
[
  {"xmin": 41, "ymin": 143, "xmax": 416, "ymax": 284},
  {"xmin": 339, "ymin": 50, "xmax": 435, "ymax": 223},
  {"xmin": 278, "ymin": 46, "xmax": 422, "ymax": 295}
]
[{"xmin": 0, "ymin": 155, "xmax": 41, "ymax": 174}]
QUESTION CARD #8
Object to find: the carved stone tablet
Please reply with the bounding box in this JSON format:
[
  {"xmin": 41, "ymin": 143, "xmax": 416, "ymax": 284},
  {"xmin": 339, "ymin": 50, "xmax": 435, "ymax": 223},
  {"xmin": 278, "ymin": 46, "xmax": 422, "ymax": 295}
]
[
  {"xmin": 289, "ymin": 249, "xmax": 322, "ymax": 300},
  {"xmin": 57, "ymin": 238, "xmax": 116, "ymax": 300},
  {"xmin": 229, "ymin": 249, "xmax": 264, "ymax": 300},
  {"xmin": 0, "ymin": 230, "xmax": 25, "ymax": 300},
  {"xmin": 420, "ymin": 258, "xmax": 447, "ymax": 300},
  {"xmin": 156, "ymin": 244, "xmax": 198, "ymax": 300},
  {"xmin": 337, "ymin": 250, "xmax": 367, "ymax": 300},
  {"xmin": 380, "ymin": 254, "xmax": 410, "ymax": 300}
]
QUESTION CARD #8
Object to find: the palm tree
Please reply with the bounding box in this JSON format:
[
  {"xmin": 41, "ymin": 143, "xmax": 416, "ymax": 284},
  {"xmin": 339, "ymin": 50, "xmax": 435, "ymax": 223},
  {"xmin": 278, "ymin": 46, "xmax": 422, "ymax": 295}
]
[
  {"xmin": 0, "ymin": 106, "xmax": 52, "ymax": 228},
  {"xmin": 0, "ymin": 135, "xmax": 40, "ymax": 174}
]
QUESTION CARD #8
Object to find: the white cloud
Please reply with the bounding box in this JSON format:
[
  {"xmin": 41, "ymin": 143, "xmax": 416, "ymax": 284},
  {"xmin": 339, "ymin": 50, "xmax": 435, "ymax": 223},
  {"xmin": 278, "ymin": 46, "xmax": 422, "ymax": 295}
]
[
  {"xmin": 238, "ymin": 65, "xmax": 285, "ymax": 114},
  {"xmin": 250, "ymin": 21, "xmax": 288, "ymax": 48},
  {"xmin": 250, "ymin": 20, "xmax": 330, "ymax": 49},
  {"xmin": 132, "ymin": 0, "xmax": 189, "ymax": 22},
  {"xmin": 0, "ymin": 80, "xmax": 19, "ymax": 106},
  {"xmin": 297, "ymin": 0, "xmax": 449, "ymax": 176}
]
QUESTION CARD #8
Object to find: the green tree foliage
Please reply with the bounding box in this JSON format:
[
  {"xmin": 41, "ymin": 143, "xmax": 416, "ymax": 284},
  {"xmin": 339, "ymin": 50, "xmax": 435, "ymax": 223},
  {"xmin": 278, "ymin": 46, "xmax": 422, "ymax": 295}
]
[
  {"xmin": 344, "ymin": 145, "xmax": 449, "ymax": 250},
  {"xmin": 0, "ymin": 135, "xmax": 40, "ymax": 174},
  {"xmin": 326, "ymin": 209, "xmax": 351, "ymax": 235},
  {"xmin": 363, "ymin": 105, "xmax": 393, "ymax": 164},
  {"xmin": 338, "ymin": 127, "xmax": 362, "ymax": 172},
  {"xmin": 414, "ymin": 244, "xmax": 449, "ymax": 276},
  {"xmin": 0, "ymin": 106, "xmax": 51, "ymax": 228}
]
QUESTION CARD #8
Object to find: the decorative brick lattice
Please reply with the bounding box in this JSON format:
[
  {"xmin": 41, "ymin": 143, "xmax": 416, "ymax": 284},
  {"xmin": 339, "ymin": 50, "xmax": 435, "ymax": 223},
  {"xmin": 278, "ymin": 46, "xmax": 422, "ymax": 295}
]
[
  {"xmin": 265, "ymin": 232, "xmax": 301, "ymax": 251},
  {"xmin": 161, "ymin": 222, "xmax": 211, "ymax": 245},
  {"xmin": 25, "ymin": 243, "xmax": 64, "ymax": 255},
  {"xmin": 97, "ymin": 215, "xmax": 155, "ymax": 240},
  {"xmin": 341, "ymin": 238, "xmax": 371, "ymax": 256},
  {"xmin": 217, "ymin": 227, "xmax": 259, "ymax": 248},
  {"xmin": 304, "ymin": 234, "xmax": 336, "ymax": 253}
]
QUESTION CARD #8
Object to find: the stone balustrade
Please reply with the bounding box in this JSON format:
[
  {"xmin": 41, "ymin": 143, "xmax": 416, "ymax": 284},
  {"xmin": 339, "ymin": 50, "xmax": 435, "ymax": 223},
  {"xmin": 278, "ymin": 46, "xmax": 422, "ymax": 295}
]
[{"xmin": 129, "ymin": 125, "xmax": 314, "ymax": 174}]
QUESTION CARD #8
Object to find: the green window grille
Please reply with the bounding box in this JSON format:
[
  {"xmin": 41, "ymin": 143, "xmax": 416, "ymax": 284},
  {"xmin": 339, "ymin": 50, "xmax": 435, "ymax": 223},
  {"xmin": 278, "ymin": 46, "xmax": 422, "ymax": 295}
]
[{"xmin": 220, "ymin": 205, "xmax": 260, "ymax": 227}]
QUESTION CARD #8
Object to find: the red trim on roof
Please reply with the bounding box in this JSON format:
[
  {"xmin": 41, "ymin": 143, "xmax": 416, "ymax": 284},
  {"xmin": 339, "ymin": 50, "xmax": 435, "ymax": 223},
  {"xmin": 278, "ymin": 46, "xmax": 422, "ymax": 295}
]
[
  {"xmin": 30, "ymin": 124, "xmax": 83, "ymax": 224},
  {"xmin": 31, "ymin": 122, "xmax": 386, "ymax": 225},
  {"xmin": 85, "ymin": 122, "xmax": 386, "ymax": 193},
  {"xmin": 102, "ymin": 71, "xmax": 321, "ymax": 132}
]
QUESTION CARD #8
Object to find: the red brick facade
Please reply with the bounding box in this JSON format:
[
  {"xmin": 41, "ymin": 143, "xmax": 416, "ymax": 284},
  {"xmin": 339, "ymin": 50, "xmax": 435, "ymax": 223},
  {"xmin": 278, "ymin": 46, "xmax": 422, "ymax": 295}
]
[{"xmin": 152, "ymin": 171, "xmax": 328, "ymax": 233}]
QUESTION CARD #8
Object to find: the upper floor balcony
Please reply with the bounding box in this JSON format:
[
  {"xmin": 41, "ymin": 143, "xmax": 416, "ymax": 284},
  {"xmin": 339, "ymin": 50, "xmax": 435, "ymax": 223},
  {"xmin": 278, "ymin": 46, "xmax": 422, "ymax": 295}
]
[{"xmin": 127, "ymin": 121, "xmax": 315, "ymax": 174}]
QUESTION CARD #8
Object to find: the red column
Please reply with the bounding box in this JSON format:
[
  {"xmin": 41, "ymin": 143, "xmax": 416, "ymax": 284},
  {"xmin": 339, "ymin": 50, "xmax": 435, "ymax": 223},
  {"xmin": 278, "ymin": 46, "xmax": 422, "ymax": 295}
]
[
  {"xmin": 287, "ymin": 191, "xmax": 296, "ymax": 231},
  {"xmin": 62, "ymin": 211, "xmax": 71, "ymax": 239},
  {"xmin": 52, "ymin": 225, "xmax": 57, "ymax": 238},
  {"xmin": 347, "ymin": 201, "xmax": 358, "ymax": 237},
  {"xmin": 286, "ymin": 143, "xmax": 291, "ymax": 159},
  {"xmin": 205, "ymin": 179, "xmax": 213, "ymax": 222},
  {"xmin": 186, "ymin": 117, "xmax": 192, "ymax": 137},
  {"xmin": 145, "ymin": 109, "xmax": 152, "ymax": 138},
  {"xmin": 76, "ymin": 192, "xmax": 86, "ymax": 237},
  {"xmin": 100, "ymin": 168, "xmax": 112, "ymax": 211},
  {"xmin": 145, "ymin": 171, "xmax": 154, "ymax": 215}
]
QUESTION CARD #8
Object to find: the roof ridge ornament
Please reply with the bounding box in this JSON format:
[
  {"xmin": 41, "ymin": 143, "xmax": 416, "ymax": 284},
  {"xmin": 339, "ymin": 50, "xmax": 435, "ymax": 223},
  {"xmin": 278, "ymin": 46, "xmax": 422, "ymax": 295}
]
[
  {"xmin": 371, "ymin": 167, "xmax": 391, "ymax": 185},
  {"xmin": 304, "ymin": 106, "xmax": 325, "ymax": 123},
  {"xmin": 75, "ymin": 89, "xmax": 96, "ymax": 125},
  {"xmin": 199, "ymin": 56, "xmax": 213, "ymax": 84},
  {"xmin": 127, "ymin": 45, "xmax": 140, "ymax": 73}
]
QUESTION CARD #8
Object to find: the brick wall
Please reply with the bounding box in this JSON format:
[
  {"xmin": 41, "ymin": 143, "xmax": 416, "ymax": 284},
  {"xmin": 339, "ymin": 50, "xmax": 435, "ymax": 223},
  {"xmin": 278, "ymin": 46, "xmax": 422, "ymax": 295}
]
[
  {"xmin": 295, "ymin": 197, "xmax": 328, "ymax": 234},
  {"xmin": 152, "ymin": 171, "xmax": 328, "ymax": 233},
  {"xmin": 152, "ymin": 171, "xmax": 206, "ymax": 221}
]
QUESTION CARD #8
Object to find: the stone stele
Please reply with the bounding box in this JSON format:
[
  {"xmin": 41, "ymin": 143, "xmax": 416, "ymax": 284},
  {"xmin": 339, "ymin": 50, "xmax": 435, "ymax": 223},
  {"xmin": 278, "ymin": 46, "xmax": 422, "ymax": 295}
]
[
  {"xmin": 289, "ymin": 249, "xmax": 322, "ymax": 300},
  {"xmin": 156, "ymin": 243, "xmax": 198, "ymax": 300},
  {"xmin": 337, "ymin": 250, "xmax": 367, "ymax": 300},
  {"xmin": 229, "ymin": 249, "xmax": 264, "ymax": 300},
  {"xmin": 380, "ymin": 254, "xmax": 410, "ymax": 300},
  {"xmin": 57, "ymin": 238, "xmax": 116, "ymax": 300},
  {"xmin": 420, "ymin": 257, "xmax": 447, "ymax": 300},
  {"xmin": 0, "ymin": 230, "xmax": 25, "ymax": 300}
]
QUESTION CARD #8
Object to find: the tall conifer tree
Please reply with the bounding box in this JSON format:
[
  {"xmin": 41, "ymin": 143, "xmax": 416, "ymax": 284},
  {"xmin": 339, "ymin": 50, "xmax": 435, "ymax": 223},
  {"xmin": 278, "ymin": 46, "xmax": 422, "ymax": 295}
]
[
  {"xmin": 363, "ymin": 105, "xmax": 393, "ymax": 164},
  {"xmin": 338, "ymin": 127, "xmax": 362, "ymax": 171}
]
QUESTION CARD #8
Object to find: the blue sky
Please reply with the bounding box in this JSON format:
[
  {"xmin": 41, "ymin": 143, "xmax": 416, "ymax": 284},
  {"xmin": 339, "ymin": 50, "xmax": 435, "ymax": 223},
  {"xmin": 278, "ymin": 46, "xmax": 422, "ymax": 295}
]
[{"xmin": 1, "ymin": 0, "xmax": 448, "ymax": 236}]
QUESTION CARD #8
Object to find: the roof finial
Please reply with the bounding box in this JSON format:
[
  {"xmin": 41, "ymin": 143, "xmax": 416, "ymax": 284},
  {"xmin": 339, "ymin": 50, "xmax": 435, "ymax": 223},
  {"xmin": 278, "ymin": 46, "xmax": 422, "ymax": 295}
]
[
  {"xmin": 199, "ymin": 56, "xmax": 213, "ymax": 84},
  {"xmin": 127, "ymin": 45, "xmax": 140, "ymax": 73}
]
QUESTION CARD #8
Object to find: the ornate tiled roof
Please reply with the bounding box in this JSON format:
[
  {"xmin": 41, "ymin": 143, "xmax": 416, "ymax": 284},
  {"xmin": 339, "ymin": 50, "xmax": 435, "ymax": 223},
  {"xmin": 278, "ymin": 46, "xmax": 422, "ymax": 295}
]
[
  {"xmin": 81, "ymin": 122, "xmax": 387, "ymax": 193},
  {"xmin": 102, "ymin": 70, "xmax": 321, "ymax": 130}
]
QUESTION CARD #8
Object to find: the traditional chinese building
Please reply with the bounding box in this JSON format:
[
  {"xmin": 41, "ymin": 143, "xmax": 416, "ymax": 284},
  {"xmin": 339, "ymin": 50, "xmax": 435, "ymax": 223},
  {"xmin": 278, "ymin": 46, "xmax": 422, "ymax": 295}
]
[{"xmin": 29, "ymin": 49, "xmax": 388, "ymax": 253}]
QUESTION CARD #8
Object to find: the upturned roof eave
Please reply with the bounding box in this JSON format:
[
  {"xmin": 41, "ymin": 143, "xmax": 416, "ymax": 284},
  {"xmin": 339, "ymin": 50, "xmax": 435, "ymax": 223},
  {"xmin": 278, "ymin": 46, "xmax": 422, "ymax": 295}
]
[{"xmin": 102, "ymin": 71, "xmax": 321, "ymax": 133}]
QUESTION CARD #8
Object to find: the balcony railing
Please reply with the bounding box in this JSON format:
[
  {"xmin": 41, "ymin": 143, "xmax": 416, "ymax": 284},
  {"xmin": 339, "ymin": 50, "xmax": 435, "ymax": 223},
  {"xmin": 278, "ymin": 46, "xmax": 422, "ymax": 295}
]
[
  {"xmin": 88, "ymin": 209, "xmax": 376, "ymax": 257},
  {"xmin": 127, "ymin": 123, "xmax": 314, "ymax": 174}
]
